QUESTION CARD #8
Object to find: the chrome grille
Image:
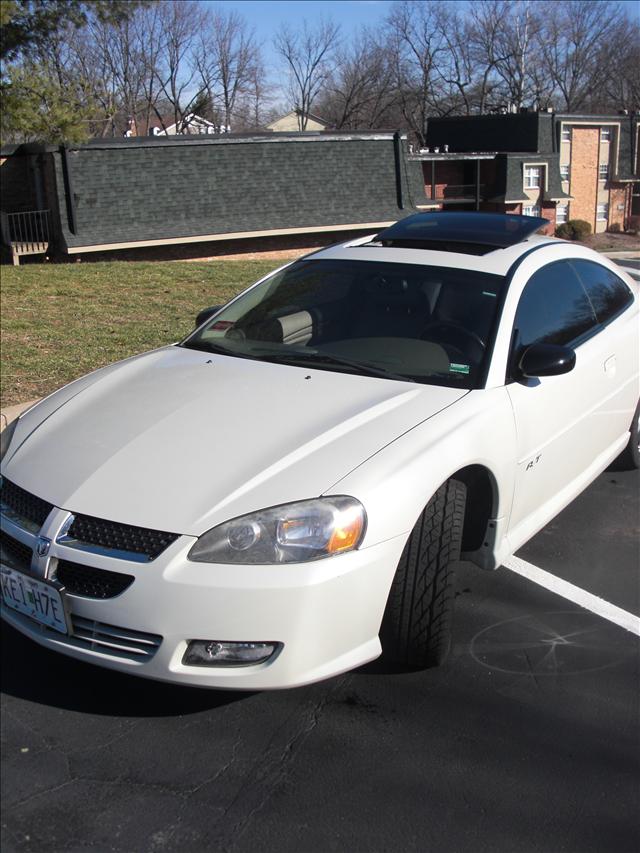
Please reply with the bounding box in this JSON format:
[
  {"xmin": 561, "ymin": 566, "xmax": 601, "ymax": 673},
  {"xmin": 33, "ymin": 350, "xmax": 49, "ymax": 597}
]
[
  {"xmin": 66, "ymin": 514, "xmax": 179, "ymax": 561},
  {"xmin": 69, "ymin": 616, "xmax": 162, "ymax": 659},
  {"xmin": 7, "ymin": 609, "xmax": 163, "ymax": 662},
  {"xmin": 0, "ymin": 530, "xmax": 32, "ymax": 572},
  {"xmin": 0, "ymin": 479, "xmax": 53, "ymax": 530},
  {"xmin": 55, "ymin": 560, "xmax": 134, "ymax": 599}
]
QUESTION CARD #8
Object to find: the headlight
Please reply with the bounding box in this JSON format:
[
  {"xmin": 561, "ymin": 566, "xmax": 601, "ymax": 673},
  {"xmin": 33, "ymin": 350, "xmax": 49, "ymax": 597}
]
[
  {"xmin": 0, "ymin": 418, "xmax": 19, "ymax": 464},
  {"xmin": 188, "ymin": 496, "xmax": 366, "ymax": 564}
]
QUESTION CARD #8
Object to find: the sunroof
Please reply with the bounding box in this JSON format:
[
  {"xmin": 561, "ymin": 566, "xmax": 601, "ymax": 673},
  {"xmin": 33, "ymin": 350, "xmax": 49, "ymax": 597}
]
[{"xmin": 376, "ymin": 212, "xmax": 549, "ymax": 251}]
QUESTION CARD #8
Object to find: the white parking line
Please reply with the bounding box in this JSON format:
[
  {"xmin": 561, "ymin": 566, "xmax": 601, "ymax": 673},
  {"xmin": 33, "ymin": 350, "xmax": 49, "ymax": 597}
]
[{"xmin": 503, "ymin": 555, "xmax": 640, "ymax": 637}]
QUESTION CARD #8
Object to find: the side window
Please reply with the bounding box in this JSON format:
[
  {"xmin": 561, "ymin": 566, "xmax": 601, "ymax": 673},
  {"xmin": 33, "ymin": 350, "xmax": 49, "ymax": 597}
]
[
  {"xmin": 513, "ymin": 260, "xmax": 598, "ymax": 351},
  {"xmin": 570, "ymin": 259, "xmax": 634, "ymax": 325}
]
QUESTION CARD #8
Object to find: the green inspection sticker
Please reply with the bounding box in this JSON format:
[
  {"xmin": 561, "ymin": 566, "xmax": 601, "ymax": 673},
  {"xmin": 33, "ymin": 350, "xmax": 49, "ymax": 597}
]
[{"xmin": 450, "ymin": 363, "xmax": 470, "ymax": 375}]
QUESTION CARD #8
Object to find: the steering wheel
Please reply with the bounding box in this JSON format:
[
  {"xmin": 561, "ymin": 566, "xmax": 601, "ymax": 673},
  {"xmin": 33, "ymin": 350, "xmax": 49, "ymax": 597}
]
[{"xmin": 421, "ymin": 321, "xmax": 486, "ymax": 363}]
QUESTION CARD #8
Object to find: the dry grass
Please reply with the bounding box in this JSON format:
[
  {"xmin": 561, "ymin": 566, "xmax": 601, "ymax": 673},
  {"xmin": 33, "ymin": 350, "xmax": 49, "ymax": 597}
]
[
  {"xmin": 0, "ymin": 260, "xmax": 275, "ymax": 407},
  {"xmin": 583, "ymin": 231, "xmax": 640, "ymax": 252}
]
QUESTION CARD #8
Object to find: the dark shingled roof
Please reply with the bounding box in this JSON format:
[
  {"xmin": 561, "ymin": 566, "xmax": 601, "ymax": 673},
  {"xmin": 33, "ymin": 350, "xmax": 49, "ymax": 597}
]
[{"xmin": 47, "ymin": 133, "xmax": 426, "ymax": 250}]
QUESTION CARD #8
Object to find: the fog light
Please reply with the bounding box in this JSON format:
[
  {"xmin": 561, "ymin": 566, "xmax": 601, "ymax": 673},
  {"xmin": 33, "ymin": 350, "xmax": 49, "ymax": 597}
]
[{"xmin": 183, "ymin": 640, "xmax": 278, "ymax": 667}]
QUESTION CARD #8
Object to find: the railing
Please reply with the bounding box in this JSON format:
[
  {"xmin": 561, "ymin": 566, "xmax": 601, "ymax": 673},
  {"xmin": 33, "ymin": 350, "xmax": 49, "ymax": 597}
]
[
  {"xmin": 1, "ymin": 210, "xmax": 50, "ymax": 265},
  {"xmin": 425, "ymin": 184, "xmax": 486, "ymax": 201}
]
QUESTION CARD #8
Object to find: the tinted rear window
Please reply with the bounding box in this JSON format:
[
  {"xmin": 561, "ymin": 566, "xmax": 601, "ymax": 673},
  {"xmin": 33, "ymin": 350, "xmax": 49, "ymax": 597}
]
[{"xmin": 570, "ymin": 259, "xmax": 634, "ymax": 325}]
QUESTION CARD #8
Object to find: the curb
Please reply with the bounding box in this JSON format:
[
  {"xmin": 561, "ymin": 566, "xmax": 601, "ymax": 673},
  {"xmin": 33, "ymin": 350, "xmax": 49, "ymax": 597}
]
[
  {"xmin": 0, "ymin": 399, "xmax": 40, "ymax": 432},
  {"xmin": 603, "ymin": 251, "xmax": 640, "ymax": 259}
]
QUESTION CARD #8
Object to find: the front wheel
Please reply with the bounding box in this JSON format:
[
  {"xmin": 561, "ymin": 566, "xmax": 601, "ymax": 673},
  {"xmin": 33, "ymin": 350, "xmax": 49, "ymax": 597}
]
[{"xmin": 380, "ymin": 479, "xmax": 466, "ymax": 669}]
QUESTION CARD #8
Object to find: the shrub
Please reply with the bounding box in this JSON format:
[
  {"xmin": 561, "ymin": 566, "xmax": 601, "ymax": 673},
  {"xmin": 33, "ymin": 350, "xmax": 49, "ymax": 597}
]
[
  {"xmin": 556, "ymin": 219, "xmax": 592, "ymax": 240},
  {"xmin": 555, "ymin": 223, "xmax": 572, "ymax": 239},
  {"xmin": 569, "ymin": 219, "xmax": 591, "ymax": 240},
  {"xmin": 608, "ymin": 222, "xmax": 621, "ymax": 233}
]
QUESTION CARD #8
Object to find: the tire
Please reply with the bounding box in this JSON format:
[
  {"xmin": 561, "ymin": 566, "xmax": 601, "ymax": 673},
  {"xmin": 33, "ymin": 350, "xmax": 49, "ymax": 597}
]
[
  {"xmin": 616, "ymin": 400, "xmax": 640, "ymax": 470},
  {"xmin": 380, "ymin": 479, "xmax": 466, "ymax": 669}
]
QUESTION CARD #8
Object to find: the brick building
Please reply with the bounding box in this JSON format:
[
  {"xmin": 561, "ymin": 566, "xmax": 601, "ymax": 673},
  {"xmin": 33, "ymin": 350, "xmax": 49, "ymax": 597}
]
[{"xmin": 415, "ymin": 111, "xmax": 639, "ymax": 234}]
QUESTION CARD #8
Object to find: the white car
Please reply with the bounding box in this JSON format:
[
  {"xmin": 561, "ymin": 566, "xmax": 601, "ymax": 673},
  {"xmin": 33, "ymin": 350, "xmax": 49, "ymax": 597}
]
[{"xmin": 1, "ymin": 213, "xmax": 638, "ymax": 689}]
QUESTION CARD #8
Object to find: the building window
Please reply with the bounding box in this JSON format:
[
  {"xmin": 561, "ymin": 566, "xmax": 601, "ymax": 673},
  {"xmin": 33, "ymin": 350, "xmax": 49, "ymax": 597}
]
[
  {"xmin": 556, "ymin": 205, "xmax": 568, "ymax": 224},
  {"xmin": 523, "ymin": 205, "xmax": 541, "ymax": 218},
  {"xmin": 560, "ymin": 165, "xmax": 570, "ymax": 182},
  {"xmin": 561, "ymin": 128, "xmax": 571, "ymax": 142},
  {"xmin": 596, "ymin": 203, "xmax": 609, "ymax": 221},
  {"xmin": 524, "ymin": 166, "xmax": 542, "ymax": 189},
  {"xmin": 601, "ymin": 128, "xmax": 611, "ymax": 142},
  {"xmin": 599, "ymin": 164, "xmax": 609, "ymax": 180}
]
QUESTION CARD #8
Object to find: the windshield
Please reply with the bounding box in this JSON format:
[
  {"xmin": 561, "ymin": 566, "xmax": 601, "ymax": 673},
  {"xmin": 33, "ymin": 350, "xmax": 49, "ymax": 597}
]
[{"xmin": 181, "ymin": 259, "xmax": 505, "ymax": 389}]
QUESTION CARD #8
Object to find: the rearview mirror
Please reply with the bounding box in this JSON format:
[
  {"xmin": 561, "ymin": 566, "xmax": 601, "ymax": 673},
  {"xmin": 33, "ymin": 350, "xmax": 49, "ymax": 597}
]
[
  {"xmin": 518, "ymin": 343, "xmax": 576, "ymax": 378},
  {"xmin": 195, "ymin": 305, "xmax": 223, "ymax": 328}
]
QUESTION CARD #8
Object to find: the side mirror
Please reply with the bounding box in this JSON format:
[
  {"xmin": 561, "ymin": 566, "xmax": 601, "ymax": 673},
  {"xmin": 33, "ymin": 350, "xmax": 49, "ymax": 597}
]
[
  {"xmin": 195, "ymin": 305, "xmax": 223, "ymax": 328},
  {"xmin": 518, "ymin": 343, "xmax": 576, "ymax": 378}
]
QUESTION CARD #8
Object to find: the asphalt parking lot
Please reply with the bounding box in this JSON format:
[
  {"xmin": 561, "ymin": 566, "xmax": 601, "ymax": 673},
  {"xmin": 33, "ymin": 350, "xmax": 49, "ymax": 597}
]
[{"xmin": 1, "ymin": 462, "xmax": 638, "ymax": 853}]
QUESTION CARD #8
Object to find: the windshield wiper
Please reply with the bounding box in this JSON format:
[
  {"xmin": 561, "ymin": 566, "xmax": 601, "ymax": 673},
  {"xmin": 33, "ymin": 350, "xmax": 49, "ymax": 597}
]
[
  {"xmin": 253, "ymin": 349, "xmax": 416, "ymax": 383},
  {"xmin": 179, "ymin": 341, "xmax": 255, "ymax": 360}
]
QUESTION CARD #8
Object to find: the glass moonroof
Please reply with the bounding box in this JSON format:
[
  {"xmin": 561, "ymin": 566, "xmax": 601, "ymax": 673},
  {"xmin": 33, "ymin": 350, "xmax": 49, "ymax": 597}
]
[{"xmin": 376, "ymin": 212, "xmax": 549, "ymax": 249}]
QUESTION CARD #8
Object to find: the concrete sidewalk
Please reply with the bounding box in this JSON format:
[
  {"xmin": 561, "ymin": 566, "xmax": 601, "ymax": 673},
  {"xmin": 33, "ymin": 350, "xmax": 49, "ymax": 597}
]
[{"xmin": 604, "ymin": 250, "xmax": 640, "ymax": 259}]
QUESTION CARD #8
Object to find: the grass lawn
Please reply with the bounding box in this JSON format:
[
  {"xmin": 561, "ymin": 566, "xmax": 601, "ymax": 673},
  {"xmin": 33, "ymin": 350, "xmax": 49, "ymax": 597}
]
[{"xmin": 0, "ymin": 260, "xmax": 276, "ymax": 407}]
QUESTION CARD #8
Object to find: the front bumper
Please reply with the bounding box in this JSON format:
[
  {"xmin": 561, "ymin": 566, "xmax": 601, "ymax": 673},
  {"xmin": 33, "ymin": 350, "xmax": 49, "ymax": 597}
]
[{"xmin": 1, "ymin": 511, "xmax": 406, "ymax": 689}]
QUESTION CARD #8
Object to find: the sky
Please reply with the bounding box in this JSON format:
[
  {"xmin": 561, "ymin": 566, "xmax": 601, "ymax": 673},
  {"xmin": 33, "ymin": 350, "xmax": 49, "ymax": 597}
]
[
  {"xmin": 205, "ymin": 0, "xmax": 640, "ymax": 109},
  {"xmin": 205, "ymin": 0, "xmax": 640, "ymax": 41},
  {"xmin": 207, "ymin": 0, "xmax": 394, "ymax": 45},
  {"xmin": 201, "ymin": 0, "xmax": 396, "ymax": 109},
  {"xmin": 206, "ymin": 0, "xmax": 394, "ymax": 74},
  {"xmin": 208, "ymin": 0, "xmax": 640, "ymax": 43}
]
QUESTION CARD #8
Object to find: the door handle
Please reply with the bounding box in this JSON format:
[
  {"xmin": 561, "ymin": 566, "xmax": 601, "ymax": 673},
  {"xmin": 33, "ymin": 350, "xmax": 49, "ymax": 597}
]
[{"xmin": 604, "ymin": 355, "xmax": 616, "ymax": 376}]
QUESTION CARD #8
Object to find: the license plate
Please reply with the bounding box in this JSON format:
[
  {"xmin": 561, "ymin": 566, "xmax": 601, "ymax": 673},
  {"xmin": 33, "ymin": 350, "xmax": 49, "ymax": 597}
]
[{"xmin": 0, "ymin": 565, "xmax": 68, "ymax": 634}]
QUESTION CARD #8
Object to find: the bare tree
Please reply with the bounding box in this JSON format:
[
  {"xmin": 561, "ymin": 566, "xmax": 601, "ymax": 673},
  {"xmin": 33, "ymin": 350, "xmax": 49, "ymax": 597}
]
[
  {"xmin": 431, "ymin": 5, "xmax": 475, "ymax": 115},
  {"xmin": 274, "ymin": 18, "xmax": 340, "ymax": 129},
  {"xmin": 235, "ymin": 56, "xmax": 274, "ymax": 130},
  {"xmin": 386, "ymin": 1, "xmax": 449, "ymax": 144},
  {"xmin": 54, "ymin": 3, "xmax": 167, "ymax": 138},
  {"xmin": 194, "ymin": 8, "xmax": 260, "ymax": 130},
  {"xmin": 81, "ymin": 10, "xmax": 150, "ymax": 136},
  {"xmin": 318, "ymin": 29, "xmax": 398, "ymax": 129},
  {"xmin": 598, "ymin": 18, "xmax": 640, "ymax": 112},
  {"xmin": 154, "ymin": 0, "xmax": 206, "ymax": 133},
  {"xmin": 463, "ymin": 1, "xmax": 507, "ymax": 114},
  {"xmin": 541, "ymin": 0, "xmax": 624, "ymax": 111},
  {"xmin": 492, "ymin": 1, "xmax": 540, "ymax": 110},
  {"xmin": 67, "ymin": 25, "xmax": 120, "ymax": 136},
  {"xmin": 131, "ymin": 2, "xmax": 166, "ymax": 135}
]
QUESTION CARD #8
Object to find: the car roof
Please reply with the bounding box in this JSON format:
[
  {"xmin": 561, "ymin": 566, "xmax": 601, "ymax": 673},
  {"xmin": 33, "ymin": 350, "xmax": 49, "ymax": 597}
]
[
  {"xmin": 308, "ymin": 232, "xmax": 557, "ymax": 278},
  {"xmin": 299, "ymin": 212, "xmax": 627, "ymax": 279},
  {"xmin": 299, "ymin": 211, "xmax": 605, "ymax": 278}
]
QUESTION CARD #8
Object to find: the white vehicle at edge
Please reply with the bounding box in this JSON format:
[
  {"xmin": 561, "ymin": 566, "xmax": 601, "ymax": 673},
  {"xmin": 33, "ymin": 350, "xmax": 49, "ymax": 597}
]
[{"xmin": 1, "ymin": 212, "xmax": 638, "ymax": 689}]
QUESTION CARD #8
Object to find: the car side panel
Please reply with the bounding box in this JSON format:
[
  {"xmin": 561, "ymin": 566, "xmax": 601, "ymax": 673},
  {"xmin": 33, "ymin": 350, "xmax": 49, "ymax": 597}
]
[
  {"xmin": 506, "ymin": 305, "xmax": 638, "ymax": 536},
  {"xmin": 325, "ymin": 388, "xmax": 517, "ymax": 567}
]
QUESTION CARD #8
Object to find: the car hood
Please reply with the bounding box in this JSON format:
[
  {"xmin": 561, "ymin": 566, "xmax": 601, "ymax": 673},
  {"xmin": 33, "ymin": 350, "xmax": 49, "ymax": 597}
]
[{"xmin": 3, "ymin": 347, "xmax": 467, "ymax": 536}]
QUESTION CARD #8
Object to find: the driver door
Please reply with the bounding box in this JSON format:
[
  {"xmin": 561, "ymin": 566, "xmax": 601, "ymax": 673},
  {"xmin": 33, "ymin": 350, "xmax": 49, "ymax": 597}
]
[{"xmin": 506, "ymin": 259, "xmax": 616, "ymax": 545}]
